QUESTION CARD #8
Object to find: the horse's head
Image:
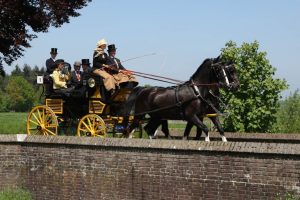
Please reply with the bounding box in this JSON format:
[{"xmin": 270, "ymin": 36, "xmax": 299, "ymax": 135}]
[{"xmin": 211, "ymin": 57, "xmax": 240, "ymax": 90}]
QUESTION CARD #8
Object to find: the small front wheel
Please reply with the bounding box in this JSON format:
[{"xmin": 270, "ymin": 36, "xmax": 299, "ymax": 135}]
[{"xmin": 77, "ymin": 114, "xmax": 106, "ymax": 137}]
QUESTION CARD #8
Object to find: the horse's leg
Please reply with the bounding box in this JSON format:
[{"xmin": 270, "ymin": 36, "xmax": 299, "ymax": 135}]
[
  {"xmin": 161, "ymin": 120, "xmax": 171, "ymax": 139},
  {"xmin": 195, "ymin": 116, "xmax": 204, "ymax": 140},
  {"xmin": 124, "ymin": 118, "xmax": 140, "ymax": 138},
  {"xmin": 209, "ymin": 116, "xmax": 227, "ymax": 142},
  {"xmin": 183, "ymin": 122, "xmax": 193, "ymax": 140},
  {"xmin": 188, "ymin": 115, "xmax": 210, "ymax": 142},
  {"xmin": 144, "ymin": 118, "xmax": 159, "ymax": 139}
]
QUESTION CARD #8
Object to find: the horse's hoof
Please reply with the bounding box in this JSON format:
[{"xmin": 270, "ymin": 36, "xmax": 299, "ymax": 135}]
[
  {"xmin": 205, "ymin": 137, "xmax": 210, "ymax": 142},
  {"xmin": 182, "ymin": 136, "xmax": 187, "ymax": 140},
  {"xmin": 221, "ymin": 136, "xmax": 227, "ymax": 142},
  {"xmin": 149, "ymin": 135, "xmax": 156, "ymax": 140}
]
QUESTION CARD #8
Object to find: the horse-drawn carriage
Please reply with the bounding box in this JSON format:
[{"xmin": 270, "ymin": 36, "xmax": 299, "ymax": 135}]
[
  {"xmin": 26, "ymin": 63, "xmax": 140, "ymax": 138},
  {"xmin": 26, "ymin": 56, "xmax": 240, "ymax": 141}
]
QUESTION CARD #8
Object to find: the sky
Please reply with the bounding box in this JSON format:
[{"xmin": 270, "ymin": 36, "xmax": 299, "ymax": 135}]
[{"xmin": 5, "ymin": 0, "xmax": 300, "ymax": 97}]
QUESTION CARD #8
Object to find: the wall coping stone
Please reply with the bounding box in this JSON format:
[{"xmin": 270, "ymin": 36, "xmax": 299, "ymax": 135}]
[{"xmin": 0, "ymin": 134, "xmax": 299, "ymax": 156}]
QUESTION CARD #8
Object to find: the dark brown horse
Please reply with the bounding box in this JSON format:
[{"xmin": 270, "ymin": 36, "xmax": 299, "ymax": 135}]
[{"xmin": 125, "ymin": 57, "xmax": 239, "ymax": 141}]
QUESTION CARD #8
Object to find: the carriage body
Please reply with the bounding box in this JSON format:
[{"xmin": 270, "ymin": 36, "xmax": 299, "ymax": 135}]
[{"xmin": 26, "ymin": 71, "xmax": 138, "ymax": 137}]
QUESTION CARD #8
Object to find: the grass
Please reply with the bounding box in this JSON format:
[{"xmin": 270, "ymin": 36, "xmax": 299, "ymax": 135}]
[
  {"xmin": 0, "ymin": 112, "xmax": 217, "ymax": 136},
  {"xmin": 0, "ymin": 187, "xmax": 32, "ymax": 200},
  {"xmin": 0, "ymin": 112, "xmax": 27, "ymax": 134}
]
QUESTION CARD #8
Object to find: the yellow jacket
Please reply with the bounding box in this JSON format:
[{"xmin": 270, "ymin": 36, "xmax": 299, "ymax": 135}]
[{"xmin": 51, "ymin": 69, "xmax": 70, "ymax": 89}]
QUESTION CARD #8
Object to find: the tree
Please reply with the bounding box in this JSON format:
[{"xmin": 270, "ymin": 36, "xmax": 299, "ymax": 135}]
[
  {"xmin": 274, "ymin": 90, "xmax": 300, "ymax": 133},
  {"xmin": 0, "ymin": 0, "xmax": 91, "ymax": 70},
  {"xmin": 11, "ymin": 65, "xmax": 23, "ymax": 76},
  {"xmin": 5, "ymin": 76, "xmax": 35, "ymax": 112},
  {"xmin": 0, "ymin": 90, "xmax": 9, "ymax": 112},
  {"xmin": 0, "ymin": 63, "xmax": 5, "ymax": 77},
  {"xmin": 220, "ymin": 41, "xmax": 288, "ymax": 132}
]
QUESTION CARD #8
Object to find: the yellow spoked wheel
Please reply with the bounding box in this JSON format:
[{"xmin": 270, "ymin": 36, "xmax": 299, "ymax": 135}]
[
  {"xmin": 77, "ymin": 114, "xmax": 106, "ymax": 137},
  {"xmin": 26, "ymin": 105, "xmax": 58, "ymax": 135}
]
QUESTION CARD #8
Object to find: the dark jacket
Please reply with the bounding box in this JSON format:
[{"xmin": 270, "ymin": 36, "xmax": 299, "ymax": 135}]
[
  {"xmin": 92, "ymin": 51, "xmax": 108, "ymax": 71},
  {"xmin": 46, "ymin": 58, "xmax": 55, "ymax": 74},
  {"xmin": 107, "ymin": 56, "xmax": 125, "ymax": 74},
  {"xmin": 70, "ymin": 70, "xmax": 82, "ymax": 86}
]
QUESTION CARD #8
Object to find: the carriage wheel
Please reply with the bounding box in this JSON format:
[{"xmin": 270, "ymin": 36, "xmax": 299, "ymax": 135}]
[
  {"xmin": 26, "ymin": 105, "xmax": 58, "ymax": 136},
  {"xmin": 77, "ymin": 114, "xmax": 106, "ymax": 137}
]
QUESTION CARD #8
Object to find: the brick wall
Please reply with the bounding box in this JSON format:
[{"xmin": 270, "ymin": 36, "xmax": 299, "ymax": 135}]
[{"xmin": 0, "ymin": 134, "xmax": 300, "ymax": 200}]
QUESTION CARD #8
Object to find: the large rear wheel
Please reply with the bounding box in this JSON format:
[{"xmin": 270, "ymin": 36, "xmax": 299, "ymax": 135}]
[
  {"xmin": 77, "ymin": 114, "xmax": 106, "ymax": 137},
  {"xmin": 26, "ymin": 105, "xmax": 58, "ymax": 135}
]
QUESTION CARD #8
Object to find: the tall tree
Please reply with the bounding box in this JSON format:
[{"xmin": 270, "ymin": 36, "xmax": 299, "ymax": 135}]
[
  {"xmin": 0, "ymin": 0, "xmax": 91, "ymax": 70},
  {"xmin": 11, "ymin": 65, "xmax": 23, "ymax": 76},
  {"xmin": 274, "ymin": 90, "xmax": 300, "ymax": 133},
  {"xmin": 0, "ymin": 62, "xmax": 5, "ymax": 77},
  {"xmin": 5, "ymin": 76, "xmax": 35, "ymax": 112},
  {"xmin": 220, "ymin": 41, "xmax": 288, "ymax": 132}
]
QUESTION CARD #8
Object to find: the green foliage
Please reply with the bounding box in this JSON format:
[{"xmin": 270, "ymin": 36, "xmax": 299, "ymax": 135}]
[
  {"xmin": 0, "ymin": 0, "xmax": 91, "ymax": 71},
  {"xmin": 0, "ymin": 187, "xmax": 32, "ymax": 200},
  {"xmin": 0, "ymin": 91, "xmax": 9, "ymax": 112},
  {"xmin": 273, "ymin": 90, "xmax": 300, "ymax": 133},
  {"xmin": 5, "ymin": 76, "xmax": 35, "ymax": 112},
  {"xmin": 0, "ymin": 64, "xmax": 45, "ymax": 112},
  {"xmin": 11, "ymin": 65, "xmax": 22, "ymax": 76},
  {"xmin": 0, "ymin": 112, "xmax": 27, "ymax": 134},
  {"xmin": 220, "ymin": 41, "xmax": 288, "ymax": 132}
]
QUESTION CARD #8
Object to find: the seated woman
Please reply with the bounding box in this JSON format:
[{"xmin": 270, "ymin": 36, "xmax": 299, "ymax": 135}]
[
  {"xmin": 106, "ymin": 44, "xmax": 138, "ymax": 89},
  {"xmin": 92, "ymin": 39, "xmax": 117, "ymax": 95},
  {"xmin": 50, "ymin": 59, "xmax": 74, "ymax": 96}
]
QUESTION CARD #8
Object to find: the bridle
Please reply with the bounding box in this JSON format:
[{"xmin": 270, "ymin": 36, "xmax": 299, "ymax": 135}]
[{"xmin": 211, "ymin": 61, "xmax": 236, "ymax": 89}]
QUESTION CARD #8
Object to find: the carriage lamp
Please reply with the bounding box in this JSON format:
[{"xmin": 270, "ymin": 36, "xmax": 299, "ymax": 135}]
[{"xmin": 88, "ymin": 78, "xmax": 95, "ymax": 88}]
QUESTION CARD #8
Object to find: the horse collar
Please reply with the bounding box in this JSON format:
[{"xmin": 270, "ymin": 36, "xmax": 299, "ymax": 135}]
[{"xmin": 190, "ymin": 79, "xmax": 201, "ymax": 97}]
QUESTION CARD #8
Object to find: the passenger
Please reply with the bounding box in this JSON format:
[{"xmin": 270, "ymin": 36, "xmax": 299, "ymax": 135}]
[
  {"xmin": 81, "ymin": 59, "xmax": 92, "ymax": 83},
  {"xmin": 106, "ymin": 44, "xmax": 138, "ymax": 88},
  {"xmin": 82, "ymin": 59, "xmax": 92, "ymax": 74},
  {"xmin": 50, "ymin": 59, "xmax": 74, "ymax": 96},
  {"xmin": 46, "ymin": 48, "xmax": 58, "ymax": 74},
  {"xmin": 92, "ymin": 39, "xmax": 117, "ymax": 95},
  {"xmin": 70, "ymin": 61, "xmax": 82, "ymax": 87}
]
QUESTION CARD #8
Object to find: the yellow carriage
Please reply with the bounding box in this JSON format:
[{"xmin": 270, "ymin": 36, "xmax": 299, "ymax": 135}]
[{"xmin": 26, "ymin": 71, "xmax": 139, "ymax": 138}]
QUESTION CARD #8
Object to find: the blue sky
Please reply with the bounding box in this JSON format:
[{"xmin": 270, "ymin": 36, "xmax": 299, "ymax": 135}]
[{"xmin": 7, "ymin": 0, "xmax": 300, "ymax": 97}]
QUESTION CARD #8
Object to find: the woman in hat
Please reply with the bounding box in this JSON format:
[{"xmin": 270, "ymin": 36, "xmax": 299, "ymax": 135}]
[
  {"xmin": 51, "ymin": 59, "xmax": 74, "ymax": 95},
  {"xmin": 92, "ymin": 39, "xmax": 117, "ymax": 94},
  {"xmin": 106, "ymin": 44, "xmax": 138, "ymax": 88}
]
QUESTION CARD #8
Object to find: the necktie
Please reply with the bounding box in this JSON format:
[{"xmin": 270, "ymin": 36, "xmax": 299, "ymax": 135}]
[{"xmin": 76, "ymin": 72, "xmax": 80, "ymax": 81}]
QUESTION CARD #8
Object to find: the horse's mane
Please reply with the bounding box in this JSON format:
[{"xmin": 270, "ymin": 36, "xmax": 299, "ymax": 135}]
[{"xmin": 190, "ymin": 58, "xmax": 212, "ymax": 80}]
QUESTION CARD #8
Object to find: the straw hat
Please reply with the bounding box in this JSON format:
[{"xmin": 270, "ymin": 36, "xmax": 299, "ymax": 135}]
[{"xmin": 97, "ymin": 39, "xmax": 107, "ymax": 47}]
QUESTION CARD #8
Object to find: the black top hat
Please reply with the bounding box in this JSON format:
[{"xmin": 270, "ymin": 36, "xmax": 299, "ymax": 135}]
[
  {"xmin": 107, "ymin": 44, "xmax": 117, "ymax": 52},
  {"xmin": 50, "ymin": 48, "xmax": 58, "ymax": 54},
  {"xmin": 81, "ymin": 59, "xmax": 90, "ymax": 65}
]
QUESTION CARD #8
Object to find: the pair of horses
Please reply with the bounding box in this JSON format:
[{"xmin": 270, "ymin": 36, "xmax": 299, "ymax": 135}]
[{"xmin": 123, "ymin": 56, "xmax": 240, "ymax": 142}]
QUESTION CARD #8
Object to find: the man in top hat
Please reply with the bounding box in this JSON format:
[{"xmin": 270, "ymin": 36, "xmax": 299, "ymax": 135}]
[
  {"xmin": 106, "ymin": 44, "xmax": 138, "ymax": 88},
  {"xmin": 82, "ymin": 59, "xmax": 92, "ymax": 73},
  {"xmin": 92, "ymin": 39, "xmax": 117, "ymax": 94},
  {"xmin": 46, "ymin": 48, "xmax": 58, "ymax": 74},
  {"xmin": 70, "ymin": 61, "xmax": 82, "ymax": 87}
]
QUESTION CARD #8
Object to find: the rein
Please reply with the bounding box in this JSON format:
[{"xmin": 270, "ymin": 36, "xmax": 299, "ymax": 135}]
[{"xmin": 126, "ymin": 69, "xmax": 184, "ymax": 84}]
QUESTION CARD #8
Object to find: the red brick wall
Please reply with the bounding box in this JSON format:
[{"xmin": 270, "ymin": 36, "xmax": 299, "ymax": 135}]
[{"xmin": 0, "ymin": 134, "xmax": 300, "ymax": 200}]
